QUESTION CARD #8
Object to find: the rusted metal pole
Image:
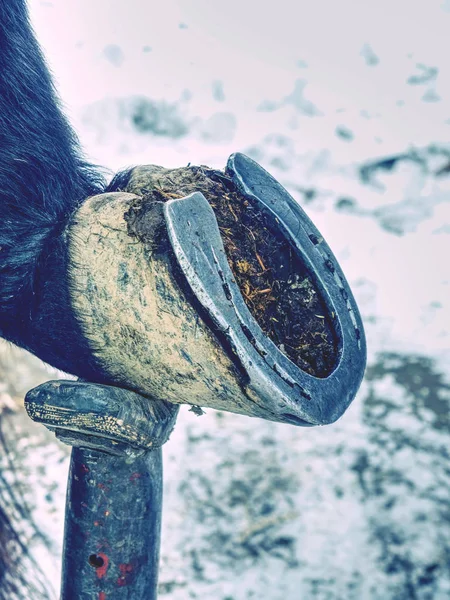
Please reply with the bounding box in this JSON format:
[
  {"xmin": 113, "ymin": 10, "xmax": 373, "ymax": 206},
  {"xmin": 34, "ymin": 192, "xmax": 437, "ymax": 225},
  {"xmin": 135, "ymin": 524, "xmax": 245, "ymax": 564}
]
[
  {"xmin": 61, "ymin": 446, "xmax": 163, "ymax": 599},
  {"xmin": 25, "ymin": 380, "xmax": 179, "ymax": 600}
]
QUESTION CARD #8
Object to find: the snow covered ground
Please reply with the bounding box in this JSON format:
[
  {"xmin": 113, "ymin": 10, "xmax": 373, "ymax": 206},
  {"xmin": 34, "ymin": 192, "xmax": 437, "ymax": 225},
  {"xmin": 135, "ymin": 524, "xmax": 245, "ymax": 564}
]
[{"xmin": 0, "ymin": 0, "xmax": 449, "ymax": 598}]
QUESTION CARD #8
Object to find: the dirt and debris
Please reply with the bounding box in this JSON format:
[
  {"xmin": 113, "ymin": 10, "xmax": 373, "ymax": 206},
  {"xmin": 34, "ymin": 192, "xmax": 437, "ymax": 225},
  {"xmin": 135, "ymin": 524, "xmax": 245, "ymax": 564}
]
[{"xmin": 124, "ymin": 165, "xmax": 338, "ymax": 377}]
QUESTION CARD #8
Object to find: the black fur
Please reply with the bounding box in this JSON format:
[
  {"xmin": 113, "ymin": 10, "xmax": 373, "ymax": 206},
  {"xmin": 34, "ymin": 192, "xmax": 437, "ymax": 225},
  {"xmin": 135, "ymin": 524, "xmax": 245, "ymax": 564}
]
[{"xmin": 0, "ymin": 0, "xmax": 112, "ymax": 377}]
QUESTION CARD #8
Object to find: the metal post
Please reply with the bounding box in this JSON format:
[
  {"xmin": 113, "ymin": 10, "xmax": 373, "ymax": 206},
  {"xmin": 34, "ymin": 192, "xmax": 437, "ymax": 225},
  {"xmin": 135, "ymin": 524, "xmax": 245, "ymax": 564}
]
[
  {"xmin": 24, "ymin": 380, "xmax": 179, "ymax": 600},
  {"xmin": 62, "ymin": 447, "xmax": 163, "ymax": 599}
]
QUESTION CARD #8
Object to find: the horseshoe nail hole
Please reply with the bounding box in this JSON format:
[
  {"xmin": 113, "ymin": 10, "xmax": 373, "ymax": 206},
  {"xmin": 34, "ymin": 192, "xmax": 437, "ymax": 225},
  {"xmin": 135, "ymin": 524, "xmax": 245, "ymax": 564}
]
[{"xmin": 89, "ymin": 554, "xmax": 105, "ymax": 568}]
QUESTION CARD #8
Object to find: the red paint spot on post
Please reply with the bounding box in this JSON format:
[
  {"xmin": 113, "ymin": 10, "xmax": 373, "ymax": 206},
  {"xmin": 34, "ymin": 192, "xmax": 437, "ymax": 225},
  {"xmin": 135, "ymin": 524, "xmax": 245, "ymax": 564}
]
[
  {"xmin": 99, "ymin": 593, "xmax": 106, "ymax": 600},
  {"xmin": 117, "ymin": 563, "xmax": 134, "ymax": 586},
  {"xmin": 129, "ymin": 472, "xmax": 142, "ymax": 483},
  {"xmin": 81, "ymin": 464, "xmax": 90, "ymax": 473},
  {"xmin": 96, "ymin": 553, "xmax": 109, "ymax": 579},
  {"xmin": 93, "ymin": 519, "xmax": 104, "ymax": 527},
  {"xmin": 119, "ymin": 563, "xmax": 133, "ymax": 575}
]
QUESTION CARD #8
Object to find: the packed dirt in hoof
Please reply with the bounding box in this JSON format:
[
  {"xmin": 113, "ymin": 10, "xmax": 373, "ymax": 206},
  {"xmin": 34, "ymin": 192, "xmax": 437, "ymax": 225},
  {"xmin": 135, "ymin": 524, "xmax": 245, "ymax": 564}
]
[{"xmin": 126, "ymin": 165, "xmax": 339, "ymax": 378}]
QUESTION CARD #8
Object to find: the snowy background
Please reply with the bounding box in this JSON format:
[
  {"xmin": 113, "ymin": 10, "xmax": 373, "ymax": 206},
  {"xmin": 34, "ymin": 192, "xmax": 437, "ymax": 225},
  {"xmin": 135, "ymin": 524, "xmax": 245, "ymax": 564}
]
[{"xmin": 0, "ymin": 0, "xmax": 449, "ymax": 598}]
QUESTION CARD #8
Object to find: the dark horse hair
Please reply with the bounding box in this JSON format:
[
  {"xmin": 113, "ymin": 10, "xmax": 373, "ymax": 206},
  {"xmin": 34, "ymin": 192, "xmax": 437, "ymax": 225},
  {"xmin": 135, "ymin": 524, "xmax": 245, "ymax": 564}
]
[{"xmin": 0, "ymin": 1, "xmax": 110, "ymax": 596}]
